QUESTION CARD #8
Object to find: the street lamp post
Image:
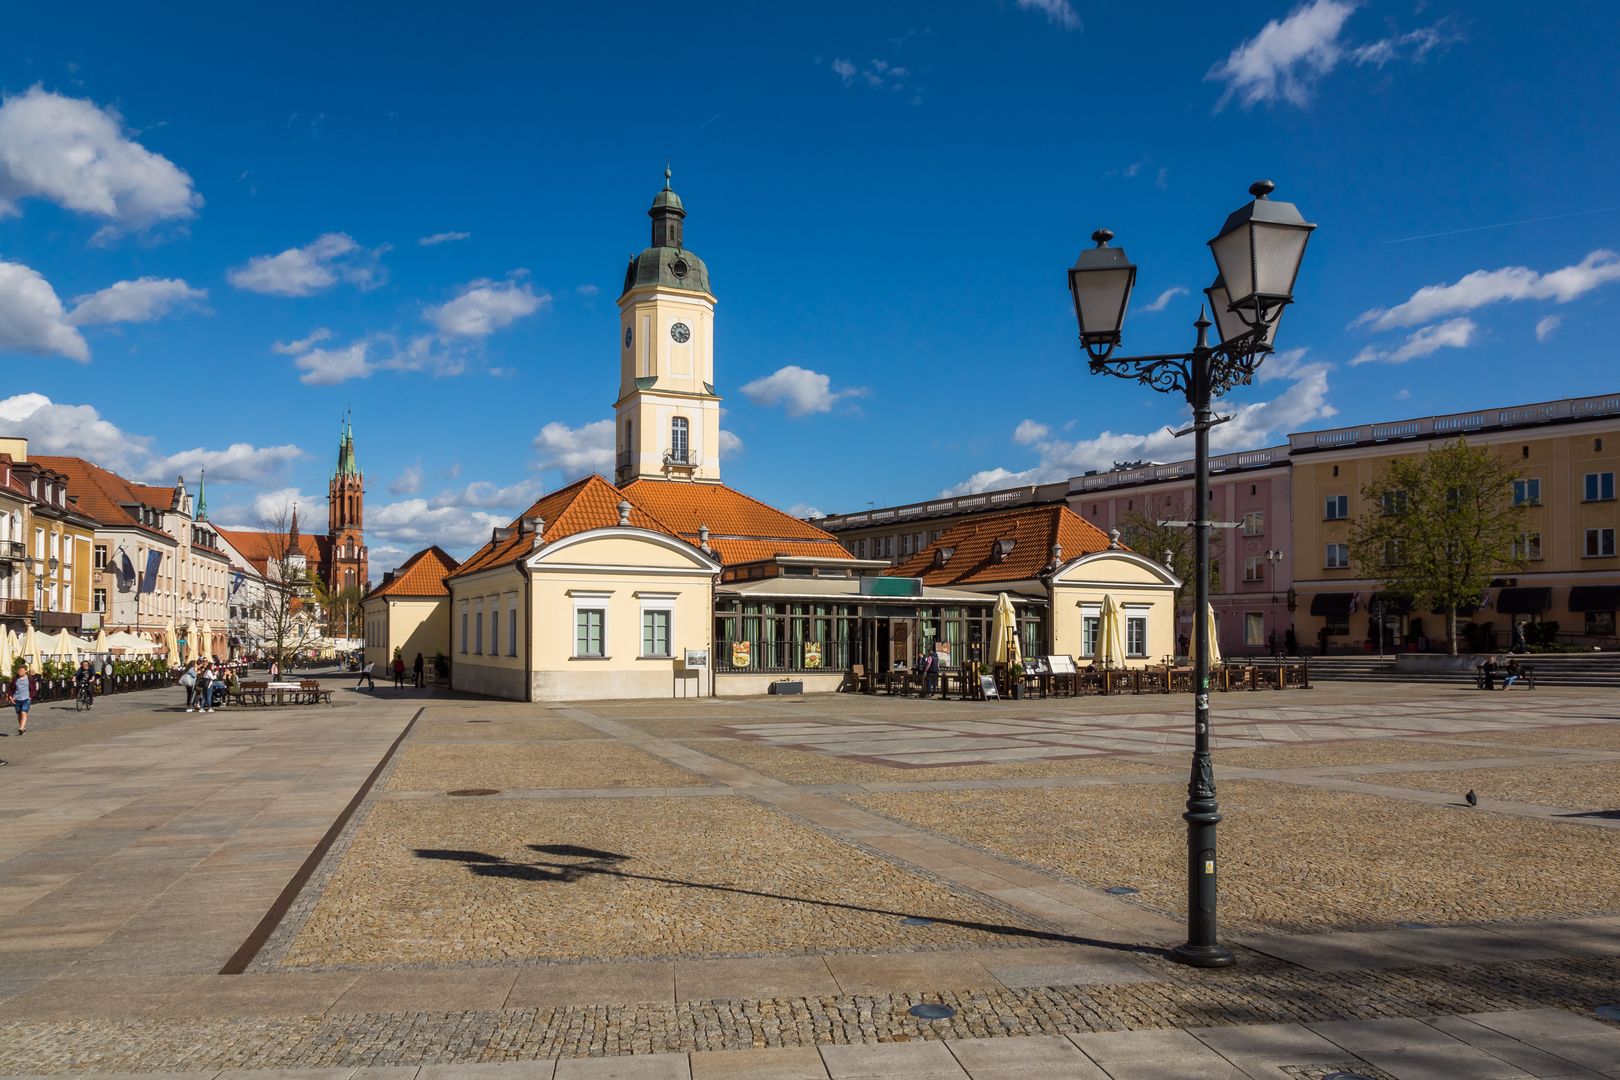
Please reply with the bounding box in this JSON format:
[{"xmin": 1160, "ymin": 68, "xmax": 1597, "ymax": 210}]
[
  {"xmin": 1068, "ymin": 180, "xmax": 1315, "ymax": 969},
  {"xmin": 1266, "ymin": 549, "xmax": 1284, "ymax": 649}
]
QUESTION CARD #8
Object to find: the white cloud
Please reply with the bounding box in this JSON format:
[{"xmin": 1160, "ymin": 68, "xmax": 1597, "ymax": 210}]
[
  {"xmin": 366, "ymin": 498, "xmax": 508, "ymax": 554},
  {"xmin": 788, "ymin": 502, "xmax": 825, "ymax": 520},
  {"xmin": 1208, "ymin": 1, "xmax": 1453, "ymax": 111},
  {"xmin": 1349, "ymin": 318, "xmax": 1477, "ymax": 366},
  {"xmin": 831, "ymin": 59, "xmax": 858, "ymax": 85},
  {"xmin": 428, "ymin": 477, "xmax": 545, "ymax": 511},
  {"xmin": 0, "ymin": 259, "xmax": 89, "ymax": 361},
  {"xmin": 212, "ymin": 487, "xmax": 327, "ymax": 532},
  {"xmin": 418, "ymin": 231, "xmax": 470, "ymax": 246},
  {"xmin": 227, "ymin": 233, "xmax": 388, "ymax": 297},
  {"xmin": 1535, "ymin": 315, "xmax": 1562, "ymax": 342},
  {"xmin": 67, "ymin": 277, "xmax": 206, "ymax": 326},
  {"xmin": 0, "ymin": 393, "xmax": 303, "ymax": 485},
  {"xmin": 426, "ymin": 277, "xmax": 548, "ymax": 339},
  {"xmin": 271, "ymin": 327, "xmax": 333, "ymax": 355},
  {"xmin": 1394, "ymin": 388, "xmax": 1412, "ymax": 400},
  {"xmin": 1016, "ymin": 0, "xmax": 1081, "ymax": 31},
  {"xmin": 1354, "ymin": 251, "xmax": 1620, "ymax": 331},
  {"xmin": 0, "ymin": 86, "xmax": 201, "ymax": 229},
  {"xmin": 155, "ymin": 442, "xmax": 305, "ymax": 484},
  {"xmin": 1139, "ymin": 286, "xmax": 1188, "ymax": 314},
  {"xmin": 1013, "ymin": 420, "xmax": 1050, "ymax": 445},
  {"xmin": 830, "ymin": 57, "xmax": 914, "ymax": 93},
  {"xmin": 739, "ymin": 365, "xmax": 866, "ymax": 416},
  {"xmin": 944, "ymin": 357, "xmax": 1335, "ymax": 495},
  {"xmin": 295, "ymin": 341, "xmax": 376, "ymax": 385},
  {"xmin": 576, "ymin": 284, "xmax": 600, "ymax": 297},
  {"xmin": 532, "ymin": 419, "xmax": 615, "ymax": 475},
  {"xmin": 389, "ymin": 465, "xmax": 422, "ymax": 495},
  {"xmin": 718, "ymin": 429, "xmax": 744, "ymax": 455}
]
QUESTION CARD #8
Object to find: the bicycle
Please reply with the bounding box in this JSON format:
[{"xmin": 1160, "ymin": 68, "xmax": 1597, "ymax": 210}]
[{"xmin": 75, "ymin": 684, "xmax": 94, "ymax": 712}]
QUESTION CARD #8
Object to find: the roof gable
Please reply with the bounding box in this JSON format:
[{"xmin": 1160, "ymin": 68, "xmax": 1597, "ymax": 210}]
[{"xmin": 368, "ymin": 545, "xmax": 460, "ymax": 599}]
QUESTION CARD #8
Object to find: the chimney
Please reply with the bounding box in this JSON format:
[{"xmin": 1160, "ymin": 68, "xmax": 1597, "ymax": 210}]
[
  {"xmin": 383, "ymin": 570, "xmax": 395, "ymax": 584},
  {"xmin": 530, "ymin": 516, "xmax": 546, "ymax": 550},
  {"xmin": 618, "ymin": 499, "xmax": 632, "ymax": 526},
  {"xmin": 698, "ymin": 523, "xmax": 712, "ymax": 554},
  {"xmin": 492, "ymin": 525, "xmax": 513, "ymax": 543},
  {"xmin": 1108, "ymin": 527, "xmax": 1121, "ymax": 550},
  {"xmin": 1049, "ymin": 542, "xmax": 1063, "ymax": 570}
]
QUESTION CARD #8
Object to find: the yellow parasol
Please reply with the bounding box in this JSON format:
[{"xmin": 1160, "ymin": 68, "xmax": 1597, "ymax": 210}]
[
  {"xmin": 1205, "ymin": 602, "xmax": 1223, "ymax": 667},
  {"xmin": 990, "ymin": 592, "xmax": 1020, "ymax": 666},
  {"xmin": 93, "ymin": 625, "xmax": 109, "ymax": 654},
  {"xmin": 164, "ymin": 617, "xmax": 179, "ymax": 666},
  {"xmin": 0, "ymin": 624, "xmax": 11, "ymax": 675},
  {"xmin": 199, "ymin": 622, "xmax": 213, "ymax": 662},
  {"xmin": 23, "ymin": 623, "xmax": 41, "ymax": 668},
  {"xmin": 185, "ymin": 621, "xmax": 200, "ymax": 664},
  {"xmin": 1098, "ymin": 595, "xmax": 1126, "ymax": 669}
]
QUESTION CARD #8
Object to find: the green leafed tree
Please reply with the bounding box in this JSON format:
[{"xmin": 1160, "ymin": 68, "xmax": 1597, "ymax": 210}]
[{"xmin": 1347, "ymin": 439, "xmax": 1529, "ymax": 655}]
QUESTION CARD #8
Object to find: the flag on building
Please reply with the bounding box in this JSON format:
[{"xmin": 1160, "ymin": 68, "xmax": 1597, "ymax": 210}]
[{"xmin": 141, "ymin": 549, "xmax": 162, "ymax": 594}]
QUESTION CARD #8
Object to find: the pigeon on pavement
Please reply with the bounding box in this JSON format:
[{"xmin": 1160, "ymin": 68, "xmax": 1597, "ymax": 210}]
[{"xmin": 1465, "ymin": 789, "xmax": 1478, "ymax": 806}]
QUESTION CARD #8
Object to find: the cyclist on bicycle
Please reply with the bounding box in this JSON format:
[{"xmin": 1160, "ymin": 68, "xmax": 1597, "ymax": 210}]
[{"xmin": 74, "ymin": 660, "xmax": 96, "ymax": 710}]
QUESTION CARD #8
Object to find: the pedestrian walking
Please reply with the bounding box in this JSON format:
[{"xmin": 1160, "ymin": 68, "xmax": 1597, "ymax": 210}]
[
  {"xmin": 356, "ymin": 660, "xmax": 375, "ymax": 691},
  {"xmin": 920, "ymin": 646, "xmax": 939, "ymax": 699},
  {"xmin": 392, "ymin": 654, "xmax": 405, "ymax": 688},
  {"xmin": 6, "ymin": 661, "xmax": 38, "ymax": 735},
  {"xmin": 1284, "ymin": 627, "xmax": 1298, "ymax": 656},
  {"xmin": 180, "ymin": 661, "xmax": 198, "ymax": 710},
  {"xmin": 269, "ymin": 658, "xmax": 280, "ymax": 681},
  {"xmin": 412, "ymin": 652, "xmax": 424, "ymax": 688}
]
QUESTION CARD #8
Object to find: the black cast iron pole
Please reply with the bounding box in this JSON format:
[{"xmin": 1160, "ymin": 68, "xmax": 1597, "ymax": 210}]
[{"xmin": 1169, "ymin": 314, "xmax": 1236, "ymax": 968}]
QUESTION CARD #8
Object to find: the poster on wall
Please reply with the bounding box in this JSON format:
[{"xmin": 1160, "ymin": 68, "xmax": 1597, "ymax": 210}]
[
  {"xmin": 803, "ymin": 642, "xmax": 822, "ymax": 669},
  {"xmin": 934, "ymin": 641, "xmax": 952, "ymax": 666},
  {"xmin": 731, "ymin": 640, "xmax": 751, "ymax": 668}
]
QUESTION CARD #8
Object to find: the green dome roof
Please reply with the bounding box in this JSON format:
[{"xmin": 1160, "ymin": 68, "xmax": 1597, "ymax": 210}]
[
  {"xmin": 623, "ymin": 247, "xmax": 710, "ymax": 294},
  {"xmin": 621, "ymin": 167, "xmax": 710, "ymax": 295}
]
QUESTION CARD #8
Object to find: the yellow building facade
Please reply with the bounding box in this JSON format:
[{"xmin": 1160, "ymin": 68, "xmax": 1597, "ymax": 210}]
[{"xmin": 1290, "ymin": 396, "xmax": 1620, "ymax": 650}]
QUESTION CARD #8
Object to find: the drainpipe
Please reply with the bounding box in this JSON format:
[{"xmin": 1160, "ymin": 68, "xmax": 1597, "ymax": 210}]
[{"xmin": 517, "ymin": 558, "xmax": 533, "ymax": 702}]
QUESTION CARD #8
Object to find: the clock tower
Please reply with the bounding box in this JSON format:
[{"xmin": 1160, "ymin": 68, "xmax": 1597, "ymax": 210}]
[{"xmin": 614, "ymin": 168, "xmax": 722, "ymax": 485}]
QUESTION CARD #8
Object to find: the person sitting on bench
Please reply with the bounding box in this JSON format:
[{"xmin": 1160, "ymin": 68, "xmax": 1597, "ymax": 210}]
[
  {"xmin": 1501, "ymin": 657, "xmax": 1523, "ymax": 690},
  {"xmin": 1478, "ymin": 655, "xmax": 1498, "ymax": 690}
]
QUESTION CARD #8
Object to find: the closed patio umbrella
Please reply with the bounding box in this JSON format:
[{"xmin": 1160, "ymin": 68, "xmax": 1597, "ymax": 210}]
[
  {"xmin": 185, "ymin": 621, "xmax": 200, "ymax": 664},
  {"xmin": 990, "ymin": 593, "xmax": 1020, "ymax": 666},
  {"xmin": 199, "ymin": 622, "xmax": 213, "ymax": 661},
  {"xmin": 23, "ymin": 623, "xmax": 41, "ymax": 667},
  {"xmin": 1098, "ymin": 595, "xmax": 1126, "ymax": 669},
  {"xmin": 0, "ymin": 624, "xmax": 11, "ymax": 675},
  {"xmin": 164, "ymin": 618, "xmax": 180, "ymax": 666},
  {"xmin": 1206, "ymin": 603, "xmax": 1222, "ymax": 667},
  {"xmin": 93, "ymin": 625, "xmax": 109, "ymax": 654}
]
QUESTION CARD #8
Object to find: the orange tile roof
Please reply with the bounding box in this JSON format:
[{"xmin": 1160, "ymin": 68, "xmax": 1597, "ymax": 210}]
[
  {"xmin": 32, "ymin": 456, "xmax": 174, "ymax": 541},
  {"xmin": 367, "ymin": 545, "xmax": 459, "ymax": 599},
  {"xmin": 619, "ymin": 479, "xmax": 855, "ymax": 566},
  {"xmin": 215, "ymin": 526, "xmax": 328, "ymax": 577},
  {"xmin": 886, "ymin": 504, "xmax": 1116, "ymax": 587},
  {"xmin": 450, "ymin": 474, "xmax": 686, "ymax": 578}
]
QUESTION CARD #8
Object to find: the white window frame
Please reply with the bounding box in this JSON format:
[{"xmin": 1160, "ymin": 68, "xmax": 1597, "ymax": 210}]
[
  {"xmin": 1242, "ymin": 511, "xmax": 1264, "ymax": 537},
  {"xmin": 1514, "ymin": 531, "xmax": 1542, "ymax": 561},
  {"xmin": 489, "ymin": 604, "xmax": 499, "ymax": 656},
  {"xmin": 1078, "ymin": 603, "xmax": 1101, "ymax": 659},
  {"xmin": 1586, "ymin": 527, "xmax": 1617, "ymax": 558},
  {"xmin": 1324, "ymin": 495, "xmax": 1348, "ymax": 520},
  {"xmin": 571, "ymin": 591, "xmax": 612, "ymax": 659},
  {"xmin": 1325, "ymin": 543, "xmax": 1349, "ymax": 569},
  {"xmin": 473, "ymin": 601, "xmax": 484, "ymax": 654},
  {"xmin": 1124, "ymin": 605, "xmax": 1150, "ymax": 657},
  {"xmin": 507, "ymin": 596, "xmax": 519, "ymax": 657},
  {"xmin": 637, "ymin": 592, "xmax": 676, "ymax": 659},
  {"xmin": 670, "ymin": 416, "xmax": 690, "ymax": 463},
  {"xmin": 1513, "ymin": 478, "xmax": 1541, "ymax": 506},
  {"xmin": 1244, "ymin": 613, "xmax": 1265, "ymax": 647},
  {"xmin": 1243, "ymin": 555, "xmax": 1263, "ymax": 582},
  {"xmin": 459, "ymin": 604, "xmax": 469, "ymax": 653}
]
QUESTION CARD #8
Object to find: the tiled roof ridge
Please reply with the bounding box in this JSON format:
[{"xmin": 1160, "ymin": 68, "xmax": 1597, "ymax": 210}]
[
  {"xmin": 621, "ymin": 478, "xmax": 838, "ymax": 541},
  {"xmin": 367, "ymin": 544, "xmax": 460, "ymax": 599},
  {"xmin": 32, "ymin": 454, "xmax": 174, "ymax": 539}
]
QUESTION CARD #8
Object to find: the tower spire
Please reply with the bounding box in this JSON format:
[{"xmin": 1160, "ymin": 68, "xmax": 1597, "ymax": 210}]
[{"xmin": 196, "ymin": 468, "xmax": 208, "ymax": 520}]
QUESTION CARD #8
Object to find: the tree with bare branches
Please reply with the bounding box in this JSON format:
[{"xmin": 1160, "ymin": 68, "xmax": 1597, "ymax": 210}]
[{"xmin": 247, "ymin": 503, "xmax": 325, "ymax": 668}]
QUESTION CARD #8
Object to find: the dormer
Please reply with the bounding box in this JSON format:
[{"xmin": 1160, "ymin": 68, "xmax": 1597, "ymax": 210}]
[{"xmin": 991, "ymin": 537, "xmax": 1017, "ymax": 563}]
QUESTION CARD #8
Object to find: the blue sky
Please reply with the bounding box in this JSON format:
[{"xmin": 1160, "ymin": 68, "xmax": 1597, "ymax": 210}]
[{"xmin": 3, "ymin": 1, "xmax": 1617, "ymax": 572}]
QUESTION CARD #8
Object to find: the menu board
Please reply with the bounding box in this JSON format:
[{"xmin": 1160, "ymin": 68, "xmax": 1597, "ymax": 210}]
[{"xmin": 730, "ymin": 641, "xmax": 751, "ymax": 668}]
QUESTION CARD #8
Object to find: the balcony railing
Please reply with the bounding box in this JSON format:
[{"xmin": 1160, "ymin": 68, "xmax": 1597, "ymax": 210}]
[
  {"xmin": 1, "ymin": 597, "xmax": 29, "ymax": 617},
  {"xmin": 0, "ymin": 540, "xmax": 24, "ymax": 561},
  {"xmin": 1292, "ymin": 392, "xmax": 1620, "ymax": 451}
]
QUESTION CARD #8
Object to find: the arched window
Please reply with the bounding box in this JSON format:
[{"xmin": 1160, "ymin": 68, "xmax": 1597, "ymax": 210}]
[{"xmin": 671, "ymin": 417, "xmax": 689, "ymax": 463}]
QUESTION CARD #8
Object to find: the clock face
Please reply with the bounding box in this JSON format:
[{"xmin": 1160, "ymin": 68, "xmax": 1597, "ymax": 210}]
[
  {"xmin": 623, "ymin": 326, "xmax": 632, "ymax": 348},
  {"xmin": 670, "ymin": 322, "xmax": 691, "ymax": 344}
]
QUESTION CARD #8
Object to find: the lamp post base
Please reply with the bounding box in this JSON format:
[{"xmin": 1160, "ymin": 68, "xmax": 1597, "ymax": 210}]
[{"xmin": 1168, "ymin": 942, "xmax": 1237, "ymax": 968}]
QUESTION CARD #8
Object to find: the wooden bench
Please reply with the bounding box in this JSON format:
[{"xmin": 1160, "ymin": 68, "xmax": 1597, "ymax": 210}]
[
  {"xmin": 300, "ymin": 680, "xmax": 334, "ymax": 704},
  {"xmin": 1475, "ymin": 664, "xmax": 1535, "ymax": 690}
]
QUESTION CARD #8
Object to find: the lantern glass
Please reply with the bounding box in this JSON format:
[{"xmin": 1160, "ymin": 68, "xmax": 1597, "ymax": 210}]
[
  {"xmin": 1205, "ymin": 276, "xmax": 1282, "ymax": 348},
  {"xmin": 1208, "ymin": 181, "xmax": 1315, "ymax": 321},
  {"xmin": 1068, "ymin": 230, "xmax": 1136, "ymax": 346}
]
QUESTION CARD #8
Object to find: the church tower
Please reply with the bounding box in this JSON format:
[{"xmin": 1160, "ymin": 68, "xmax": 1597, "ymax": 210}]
[
  {"xmin": 327, "ymin": 417, "xmax": 368, "ymax": 594},
  {"xmin": 614, "ymin": 168, "xmax": 722, "ymax": 485}
]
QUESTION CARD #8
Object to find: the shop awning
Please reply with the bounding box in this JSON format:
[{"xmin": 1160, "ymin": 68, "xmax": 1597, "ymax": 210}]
[
  {"xmin": 1496, "ymin": 587, "xmax": 1552, "ymax": 614},
  {"xmin": 1368, "ymin": 592, "xmax": 1413, "ymax": 615},
  {"xmin": 1309, "ymin": 592, "xmax": 1355, "ymax": 616},
  {"xmin": 1568, "ymin": 585, "xmax": 1620, "ymax": 612}
]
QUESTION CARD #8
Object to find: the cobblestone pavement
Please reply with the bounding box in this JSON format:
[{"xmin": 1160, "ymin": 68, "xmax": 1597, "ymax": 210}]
[{"xmin": 2, "ymin": 681, "xmax": 1619, "ymax": 1077}]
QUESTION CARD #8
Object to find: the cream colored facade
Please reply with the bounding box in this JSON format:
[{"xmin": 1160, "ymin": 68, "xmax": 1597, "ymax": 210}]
[
  {"xmin": 362, "ymin": 595, "xmax": 450, "ymax": 673},
  {"xmin": 615, "ymin": 286, "xmax": 723, "ymax": 485},
  {"xmin": 451, "ymin": 528, "xmax": 721, "ymax": 701},
  {"xmin": 1291, "ymin": 401, "xmax": 1620, "ymax": 649},
  {"xmin": 1048, "ymin": 550, "xmax": 1180, "ymax": 665}
]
